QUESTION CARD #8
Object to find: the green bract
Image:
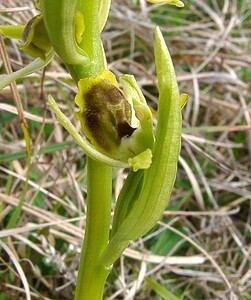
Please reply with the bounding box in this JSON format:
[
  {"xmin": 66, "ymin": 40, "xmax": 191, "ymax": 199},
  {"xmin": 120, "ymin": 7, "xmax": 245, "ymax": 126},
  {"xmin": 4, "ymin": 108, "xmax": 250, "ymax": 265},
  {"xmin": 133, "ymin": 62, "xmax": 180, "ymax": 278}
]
[{"xmin": 100, "ymin": 27, "xmax": 183, "ymax": 267}]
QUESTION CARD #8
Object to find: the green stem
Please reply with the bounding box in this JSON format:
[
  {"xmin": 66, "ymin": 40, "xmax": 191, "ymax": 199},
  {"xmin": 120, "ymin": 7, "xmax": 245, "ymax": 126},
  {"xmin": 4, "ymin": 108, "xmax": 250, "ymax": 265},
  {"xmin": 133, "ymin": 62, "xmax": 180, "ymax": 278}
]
[{"xmin": 74, "ymin": 158, "xmax": 112, "ymax": 300}]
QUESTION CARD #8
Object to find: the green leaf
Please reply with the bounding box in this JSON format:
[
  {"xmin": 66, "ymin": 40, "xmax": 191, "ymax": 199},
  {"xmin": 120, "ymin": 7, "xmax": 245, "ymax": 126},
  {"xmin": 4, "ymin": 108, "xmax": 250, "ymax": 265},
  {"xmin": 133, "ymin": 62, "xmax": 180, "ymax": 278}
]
[
  {"xmin": 6, "ymin": 123, "xmax": 31, "ymax": 229},
  {"xmin": 151, "ymin": 225, "xmax": 187, "ymax": 255},
  {"xmin": 0, "ymin": 141, "xmax": 72, "ymax": 163}
]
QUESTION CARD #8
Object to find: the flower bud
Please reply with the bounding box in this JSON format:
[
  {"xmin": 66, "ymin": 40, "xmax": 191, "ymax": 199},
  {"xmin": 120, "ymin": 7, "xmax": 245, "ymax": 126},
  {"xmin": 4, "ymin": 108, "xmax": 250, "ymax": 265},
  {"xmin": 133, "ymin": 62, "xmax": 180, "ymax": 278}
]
[{"xmin": 21, "ymin": 14, "xmax": 52, "ymax": 60}]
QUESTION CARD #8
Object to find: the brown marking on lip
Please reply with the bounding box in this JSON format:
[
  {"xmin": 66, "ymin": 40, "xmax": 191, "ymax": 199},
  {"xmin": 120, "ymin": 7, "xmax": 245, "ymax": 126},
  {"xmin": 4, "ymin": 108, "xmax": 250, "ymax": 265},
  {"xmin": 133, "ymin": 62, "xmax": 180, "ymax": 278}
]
[{"xmin": 82, "ymin": 79, "xmax": 135, "ymax": 152}]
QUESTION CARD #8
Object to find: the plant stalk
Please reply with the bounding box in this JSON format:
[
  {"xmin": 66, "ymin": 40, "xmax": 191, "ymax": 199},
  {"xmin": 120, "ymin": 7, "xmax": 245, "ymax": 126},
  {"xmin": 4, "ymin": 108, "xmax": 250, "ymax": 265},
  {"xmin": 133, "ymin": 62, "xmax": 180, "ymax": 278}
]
[
  {"xmin": 73, "ymin": 2, "xmax": 112, "ymax": 298},
  {"xmin": 75, "ymin": 158, "xmax": 112, "ymax": 300}
]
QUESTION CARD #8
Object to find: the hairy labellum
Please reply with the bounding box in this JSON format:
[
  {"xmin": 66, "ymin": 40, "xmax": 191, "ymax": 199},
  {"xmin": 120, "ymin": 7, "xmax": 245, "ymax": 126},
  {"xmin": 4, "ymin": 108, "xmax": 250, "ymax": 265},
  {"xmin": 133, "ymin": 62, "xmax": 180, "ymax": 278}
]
[{"xmin": 83, "ymin": 80, "xmax": 136, "ymax": 152}]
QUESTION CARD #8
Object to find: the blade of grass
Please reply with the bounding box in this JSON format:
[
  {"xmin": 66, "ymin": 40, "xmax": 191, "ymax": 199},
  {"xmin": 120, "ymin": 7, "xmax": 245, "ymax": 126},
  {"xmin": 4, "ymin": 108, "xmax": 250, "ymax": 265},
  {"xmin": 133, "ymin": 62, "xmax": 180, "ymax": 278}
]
[
  {"xmin": 0, "ymin": 141, "xmax": 73, "ymax": 163},
  {"xmin": 6, "ymin": 123, "xmax": 31, "ymax": 229},
  {"xmin": 0, "ymin": 34, "xmax": 32, "ymax": 229},
  {"xmin": 145, "ymin": 277, "xmax": 180, "ymax": 300}
]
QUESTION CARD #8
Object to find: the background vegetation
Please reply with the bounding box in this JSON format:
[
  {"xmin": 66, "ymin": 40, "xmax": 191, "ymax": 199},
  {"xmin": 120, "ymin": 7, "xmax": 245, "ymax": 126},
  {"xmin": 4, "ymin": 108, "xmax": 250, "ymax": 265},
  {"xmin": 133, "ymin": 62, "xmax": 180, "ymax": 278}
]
[{"xmin": 0, "ymin": 0, "xmax": 251, "ymax": 299}]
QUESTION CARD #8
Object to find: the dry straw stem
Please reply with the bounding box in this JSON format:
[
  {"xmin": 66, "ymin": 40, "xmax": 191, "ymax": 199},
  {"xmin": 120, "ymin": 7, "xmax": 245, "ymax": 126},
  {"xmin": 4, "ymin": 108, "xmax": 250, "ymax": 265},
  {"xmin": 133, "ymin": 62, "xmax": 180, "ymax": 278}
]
[
  {"xmin": 1, "ymin": 0, "xmax": 251, "ymax": 299},
  {"xmin": 0, "ymin": 239, "xmax": 31, "ymax": 300},
  {"xmin": 0, "ymin": 192, "xmax": 209, "ymax": 267}
]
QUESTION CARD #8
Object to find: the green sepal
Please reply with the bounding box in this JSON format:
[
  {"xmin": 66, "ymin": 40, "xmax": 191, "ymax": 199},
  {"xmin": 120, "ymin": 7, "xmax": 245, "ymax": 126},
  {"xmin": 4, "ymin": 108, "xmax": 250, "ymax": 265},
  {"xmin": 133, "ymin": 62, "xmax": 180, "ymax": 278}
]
[{"xmin": 20, "ymin": 14, "xmax": 52, "ymax": 60}]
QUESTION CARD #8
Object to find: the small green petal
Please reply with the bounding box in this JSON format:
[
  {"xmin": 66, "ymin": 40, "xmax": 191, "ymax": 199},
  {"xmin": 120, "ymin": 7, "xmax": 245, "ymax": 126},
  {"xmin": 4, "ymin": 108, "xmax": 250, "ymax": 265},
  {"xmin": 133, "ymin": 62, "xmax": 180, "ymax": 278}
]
[
  {"xmin": 147, "ymin": 0, "xmax": 184, "ymax": 8},
  {"xmin": 128, "ymin": 149, "xmax": 152, "ymax": 171}
]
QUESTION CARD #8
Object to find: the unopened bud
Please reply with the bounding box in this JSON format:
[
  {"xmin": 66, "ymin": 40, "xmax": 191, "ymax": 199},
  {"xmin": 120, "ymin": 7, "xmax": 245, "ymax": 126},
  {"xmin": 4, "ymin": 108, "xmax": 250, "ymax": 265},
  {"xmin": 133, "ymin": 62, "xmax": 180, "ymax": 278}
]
[{"xmin": 21, "ymin": 14, "xmax": 52, "ymax": 60}]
